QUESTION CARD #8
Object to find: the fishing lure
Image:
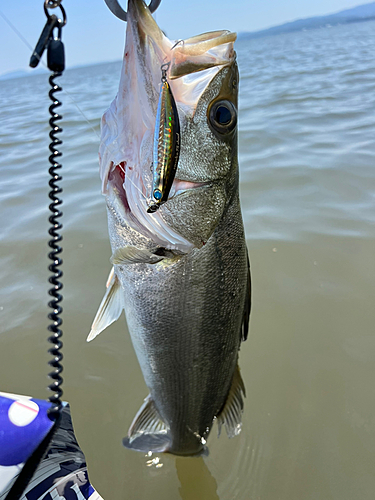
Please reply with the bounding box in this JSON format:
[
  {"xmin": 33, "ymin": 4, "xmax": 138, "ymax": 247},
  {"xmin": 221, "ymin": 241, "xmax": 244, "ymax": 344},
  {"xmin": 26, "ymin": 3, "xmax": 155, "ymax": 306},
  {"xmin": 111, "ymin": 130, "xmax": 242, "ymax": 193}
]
[{"xmin": 147, "ymin": 62, "xmax": 180, "ymax": 213}]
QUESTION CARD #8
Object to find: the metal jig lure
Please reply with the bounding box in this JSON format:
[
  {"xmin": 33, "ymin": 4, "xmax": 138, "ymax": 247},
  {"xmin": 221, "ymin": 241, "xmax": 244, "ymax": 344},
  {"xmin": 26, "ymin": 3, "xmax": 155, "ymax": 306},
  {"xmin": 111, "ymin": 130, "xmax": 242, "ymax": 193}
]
[{"xmin": 147, "ymin": 62, "xmax": 180, "ymax": 213}]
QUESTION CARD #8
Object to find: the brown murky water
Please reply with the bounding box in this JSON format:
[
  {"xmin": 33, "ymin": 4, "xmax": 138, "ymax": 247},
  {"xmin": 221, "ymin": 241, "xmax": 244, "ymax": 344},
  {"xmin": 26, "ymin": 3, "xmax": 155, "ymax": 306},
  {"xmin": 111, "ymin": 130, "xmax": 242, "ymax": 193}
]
[{"xmin": 1, "ymin": 20, "xmax": 375, "ymax": 500}]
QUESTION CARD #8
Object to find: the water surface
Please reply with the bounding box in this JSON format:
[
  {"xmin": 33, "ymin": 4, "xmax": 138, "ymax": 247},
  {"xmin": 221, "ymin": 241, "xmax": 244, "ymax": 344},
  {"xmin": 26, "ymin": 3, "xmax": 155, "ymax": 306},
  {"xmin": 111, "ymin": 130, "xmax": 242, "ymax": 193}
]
[{"xmin": 1, "ymin": 20, "xmax": 375, "ymax": 500}]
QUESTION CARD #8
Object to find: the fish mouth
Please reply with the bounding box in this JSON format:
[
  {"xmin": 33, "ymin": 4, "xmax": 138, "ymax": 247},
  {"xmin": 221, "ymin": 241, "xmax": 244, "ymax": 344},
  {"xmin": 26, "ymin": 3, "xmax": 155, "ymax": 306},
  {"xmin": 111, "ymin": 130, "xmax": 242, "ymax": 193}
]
[
  {"xmin": 100, "ymin": 0, "xmax": 236, "ymax": 251},
  {"xmin": 125, "ymin": 0, "xmax": 237, "ymax": 109},
  {"xmin": 130, "ymin": 0, "xmax": 236, "ymax": 79}
]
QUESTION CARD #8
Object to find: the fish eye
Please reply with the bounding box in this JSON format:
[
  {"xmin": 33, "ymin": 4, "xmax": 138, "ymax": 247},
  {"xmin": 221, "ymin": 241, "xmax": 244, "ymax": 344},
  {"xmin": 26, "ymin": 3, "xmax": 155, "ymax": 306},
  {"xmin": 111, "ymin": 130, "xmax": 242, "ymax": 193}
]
[
  {"xmin": 208, "ymin": 100, "xmax": 237, "ymax": 135},
  {"xmin": 215, "ymin": 105, "xmax": 231, "ymax": 125}
]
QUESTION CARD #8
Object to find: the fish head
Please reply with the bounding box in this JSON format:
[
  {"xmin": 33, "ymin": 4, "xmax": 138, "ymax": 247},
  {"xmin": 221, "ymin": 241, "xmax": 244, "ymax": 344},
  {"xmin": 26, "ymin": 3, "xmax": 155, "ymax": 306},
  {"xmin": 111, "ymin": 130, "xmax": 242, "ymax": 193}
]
[{"xmin": 101, "ymin": 0, "xmax": 239, "ymax": 251}]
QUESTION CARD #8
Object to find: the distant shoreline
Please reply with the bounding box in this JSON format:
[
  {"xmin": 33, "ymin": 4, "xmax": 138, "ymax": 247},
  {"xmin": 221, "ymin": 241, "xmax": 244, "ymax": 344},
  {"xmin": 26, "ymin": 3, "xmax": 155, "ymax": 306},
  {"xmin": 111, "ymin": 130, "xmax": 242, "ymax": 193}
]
[
  {"xmin": 239, "ymin": 15, "xmax": 375, "ymax": 41},
  {"xmin": 238, "ymin": 1, "xmax": 375, "ymax": 41},
  {"xmin": 0, "ymin": 59, "xmax": 121, "ymax": 82}
]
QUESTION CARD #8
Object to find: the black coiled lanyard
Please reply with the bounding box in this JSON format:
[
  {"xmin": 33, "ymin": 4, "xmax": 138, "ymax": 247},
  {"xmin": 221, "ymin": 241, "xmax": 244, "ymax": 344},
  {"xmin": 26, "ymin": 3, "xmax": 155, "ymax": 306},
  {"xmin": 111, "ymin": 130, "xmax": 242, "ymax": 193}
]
[{"xmin": 30, "ymin": 0, "xmax": 67, "ymax": 422}]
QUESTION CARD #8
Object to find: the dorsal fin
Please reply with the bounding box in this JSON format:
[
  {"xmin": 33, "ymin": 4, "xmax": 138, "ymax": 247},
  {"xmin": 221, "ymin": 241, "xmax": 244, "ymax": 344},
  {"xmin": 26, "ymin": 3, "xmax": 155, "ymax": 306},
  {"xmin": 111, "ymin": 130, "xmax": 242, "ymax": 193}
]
[
  {"xmin": 217, "ymin": 363, "xmax": 246, "ymax": 438},
  {"xmin": 87, "ymin": 267, "xmax": 124, "ymax": 342}
]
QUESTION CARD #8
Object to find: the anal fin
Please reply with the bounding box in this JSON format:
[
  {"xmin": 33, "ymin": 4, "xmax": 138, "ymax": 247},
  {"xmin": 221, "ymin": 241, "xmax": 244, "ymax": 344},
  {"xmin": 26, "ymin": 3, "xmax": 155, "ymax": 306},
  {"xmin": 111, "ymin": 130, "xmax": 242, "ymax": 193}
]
[
  {"xmin": 217, "ymin": 364, "xmax": 246, "ymax": 438},
  {"xmin": 123, "ymin": 395, "xmax": 171, "ymax": 453},
  {"xmin": 87, "ymin": 267, "xmax": 124, "ymax": 342}
]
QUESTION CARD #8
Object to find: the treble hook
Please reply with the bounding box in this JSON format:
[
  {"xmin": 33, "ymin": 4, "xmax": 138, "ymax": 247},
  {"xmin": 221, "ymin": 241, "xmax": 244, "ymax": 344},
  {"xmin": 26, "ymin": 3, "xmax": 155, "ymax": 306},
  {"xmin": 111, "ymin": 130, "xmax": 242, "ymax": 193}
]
[{"xmin": 104, "ymin": 0, "xmax": 162, "ymax": 21}]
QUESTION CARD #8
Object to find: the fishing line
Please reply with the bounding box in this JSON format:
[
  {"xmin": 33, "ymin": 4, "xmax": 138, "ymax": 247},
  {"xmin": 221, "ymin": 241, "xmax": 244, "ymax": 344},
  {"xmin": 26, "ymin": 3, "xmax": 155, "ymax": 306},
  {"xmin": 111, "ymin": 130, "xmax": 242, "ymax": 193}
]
[
  {"xmin": 125, "ymin": 171, "xmax": 149, "ymax": 202},
  {"xmin": 62, "ymin": 90, "xmax": 100, "ymax": 140},
  {"xmin": 0, "ymin": 9, "xmax": 35, "ymax": 53},
  {"xmin": 115, "ymin": 161, "xmax": 148, "ymax": 201},
  {"xmin": 112, "ymin": 160, "xmax": 149, "ymax": 204}
]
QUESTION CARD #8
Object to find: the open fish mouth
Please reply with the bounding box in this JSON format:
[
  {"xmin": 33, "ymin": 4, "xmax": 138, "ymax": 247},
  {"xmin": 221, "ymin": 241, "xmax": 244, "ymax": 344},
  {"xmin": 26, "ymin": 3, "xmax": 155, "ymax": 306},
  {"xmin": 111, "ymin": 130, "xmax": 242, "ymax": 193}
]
[{"xmin": 99, "ymin": 0, "xmax": 237, "ymax": 251}]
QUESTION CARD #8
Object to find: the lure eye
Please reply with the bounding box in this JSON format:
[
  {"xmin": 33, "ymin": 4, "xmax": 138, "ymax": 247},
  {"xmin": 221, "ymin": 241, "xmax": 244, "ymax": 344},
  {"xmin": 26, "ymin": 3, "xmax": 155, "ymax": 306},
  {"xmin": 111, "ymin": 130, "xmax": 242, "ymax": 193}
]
[
  {"xmin": 153, "ymin": 189, "xmax": 162, "ymax": 201},
  {"xmin": 208, "ymin": 99, "xmax": 237, "ymax": 135}
]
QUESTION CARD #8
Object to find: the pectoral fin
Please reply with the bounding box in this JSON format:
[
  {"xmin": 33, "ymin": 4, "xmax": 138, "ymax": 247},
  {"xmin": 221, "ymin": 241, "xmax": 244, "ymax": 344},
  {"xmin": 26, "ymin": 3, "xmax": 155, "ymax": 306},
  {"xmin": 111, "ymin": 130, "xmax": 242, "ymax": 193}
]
[
  {"xmin": 87, "ymin": 267, "xmax": 124, "ymax": 342},
  {"xmin": 217, "ymin": 364, "xmax": 246, "ymax": 438},
  {"xmin": 111, "ymin": 246, "xmax": 176, "ymax": 265},
  {"xmin": 123, "ymin": 395, "xmax": 171, "ymax": 453}
]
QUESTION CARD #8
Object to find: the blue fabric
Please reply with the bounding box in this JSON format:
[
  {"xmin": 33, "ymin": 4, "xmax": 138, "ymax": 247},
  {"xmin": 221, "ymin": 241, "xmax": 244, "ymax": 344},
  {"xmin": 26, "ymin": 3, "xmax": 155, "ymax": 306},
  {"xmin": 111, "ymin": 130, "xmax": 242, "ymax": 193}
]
[
  {"xmin": 0, "ymin": 393, "xmax": 103, "ymax": 499},
  {"xmin": 0, "ymin": 394, "xmax": 53, "ymax": 467}
]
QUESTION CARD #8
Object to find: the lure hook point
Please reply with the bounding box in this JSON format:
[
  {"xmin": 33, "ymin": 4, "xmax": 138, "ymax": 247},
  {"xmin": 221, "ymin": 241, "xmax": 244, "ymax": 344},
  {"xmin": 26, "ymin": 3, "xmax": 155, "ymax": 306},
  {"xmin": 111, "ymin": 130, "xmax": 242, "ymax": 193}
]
[{"xmin": 171, "ymin": 39, "xmax": 184, "ymax": 50}]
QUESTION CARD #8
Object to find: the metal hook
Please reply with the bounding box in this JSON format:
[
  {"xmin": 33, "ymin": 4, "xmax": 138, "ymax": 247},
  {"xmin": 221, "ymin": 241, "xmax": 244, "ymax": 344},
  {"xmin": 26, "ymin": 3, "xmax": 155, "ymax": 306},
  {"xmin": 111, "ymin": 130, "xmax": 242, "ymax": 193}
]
[
  {"xmin": 171, "ymin": 39, "xmax": 184, "ymax": 50},
  {"xmin": 104, "ymin": 0, "xmax": 162, "ymax": 22}
]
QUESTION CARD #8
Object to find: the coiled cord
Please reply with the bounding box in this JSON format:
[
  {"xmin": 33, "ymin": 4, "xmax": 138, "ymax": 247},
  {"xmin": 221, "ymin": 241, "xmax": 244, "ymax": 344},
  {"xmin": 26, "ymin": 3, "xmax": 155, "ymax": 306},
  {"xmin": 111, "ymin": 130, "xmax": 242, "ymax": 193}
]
[{"xmin": 47, "ymin": 71, "xmax": 64, "ymax": 420}]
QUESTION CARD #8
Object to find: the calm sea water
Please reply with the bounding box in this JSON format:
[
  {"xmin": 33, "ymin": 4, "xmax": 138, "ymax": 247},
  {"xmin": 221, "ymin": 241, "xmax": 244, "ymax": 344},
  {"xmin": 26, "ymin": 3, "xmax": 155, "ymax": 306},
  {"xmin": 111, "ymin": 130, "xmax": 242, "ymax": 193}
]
[{"xmin": 1, "ymin": 19, "xmax": 375, "ymax": 500}]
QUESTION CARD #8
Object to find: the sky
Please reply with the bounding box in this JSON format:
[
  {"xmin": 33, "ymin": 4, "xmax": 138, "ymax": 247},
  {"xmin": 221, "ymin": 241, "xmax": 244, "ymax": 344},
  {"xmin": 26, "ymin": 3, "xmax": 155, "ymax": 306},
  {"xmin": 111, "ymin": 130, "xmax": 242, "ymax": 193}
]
[{"xmin": 0, "ymin": 0, "xmax": 370, "ymax": 76}]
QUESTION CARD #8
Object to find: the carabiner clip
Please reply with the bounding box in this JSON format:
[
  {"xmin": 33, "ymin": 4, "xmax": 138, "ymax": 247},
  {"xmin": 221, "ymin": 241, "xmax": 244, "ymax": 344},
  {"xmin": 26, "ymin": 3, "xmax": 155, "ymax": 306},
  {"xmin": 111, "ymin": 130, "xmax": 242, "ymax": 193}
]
[{"xmin": 30, "ymin": 0, "xmax": 67, "ymax": 68}]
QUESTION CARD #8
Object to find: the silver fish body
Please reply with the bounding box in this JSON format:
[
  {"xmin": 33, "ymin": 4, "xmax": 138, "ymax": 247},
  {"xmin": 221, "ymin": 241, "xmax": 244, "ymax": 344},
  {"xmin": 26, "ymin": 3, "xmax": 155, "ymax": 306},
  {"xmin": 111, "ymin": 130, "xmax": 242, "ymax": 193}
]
[{"xmin": 88, "ymin": 0, "xmax": 251, "ymax": 456}]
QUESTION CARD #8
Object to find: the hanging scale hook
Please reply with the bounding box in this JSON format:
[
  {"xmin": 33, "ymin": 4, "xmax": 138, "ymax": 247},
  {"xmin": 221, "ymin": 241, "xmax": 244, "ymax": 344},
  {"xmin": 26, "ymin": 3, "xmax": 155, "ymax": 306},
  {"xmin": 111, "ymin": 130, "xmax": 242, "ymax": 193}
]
[{"xmin": 104, "ymin": 0, "xmax": 162, "ymax": 21}]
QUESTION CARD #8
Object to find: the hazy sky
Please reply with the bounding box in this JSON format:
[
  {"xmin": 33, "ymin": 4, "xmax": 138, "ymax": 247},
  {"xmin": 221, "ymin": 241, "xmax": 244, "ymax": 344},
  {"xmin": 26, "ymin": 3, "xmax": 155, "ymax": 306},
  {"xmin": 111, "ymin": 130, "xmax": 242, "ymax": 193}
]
[{"xmin": 0, "ymin": 0, "xmax": 369, "ymax": 76}]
